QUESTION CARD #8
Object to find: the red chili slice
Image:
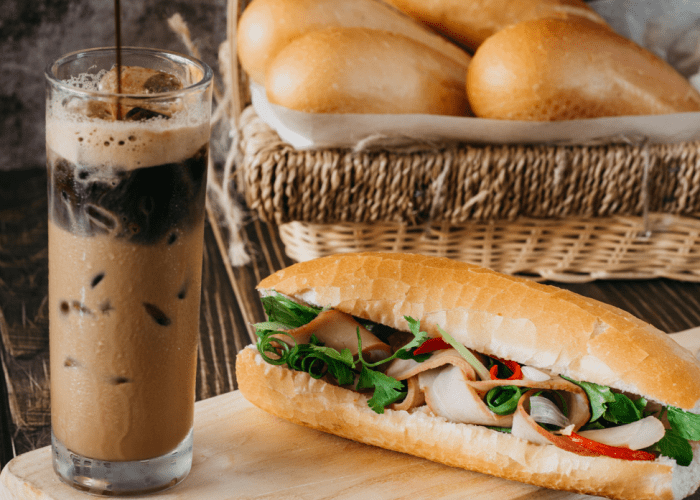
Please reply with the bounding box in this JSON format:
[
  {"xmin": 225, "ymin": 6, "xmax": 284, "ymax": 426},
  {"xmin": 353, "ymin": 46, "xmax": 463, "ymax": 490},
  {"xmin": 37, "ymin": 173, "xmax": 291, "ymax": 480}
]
[
  {"xmin": 489, "ymin": 357, "xmax": 523, "ymax": 380},
  {"xmin": 413, "ymin": 337, "xmax": 451, "ymax": 355},
  {"xmin": 568, "ymin": 432, "xmax": 656, "ymax": 461}
]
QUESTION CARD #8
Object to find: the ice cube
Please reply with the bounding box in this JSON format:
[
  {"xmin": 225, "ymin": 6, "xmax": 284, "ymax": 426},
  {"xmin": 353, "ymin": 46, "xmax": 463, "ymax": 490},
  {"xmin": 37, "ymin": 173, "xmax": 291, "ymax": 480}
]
[
  {"xmin": 97, "ymin": 66, "xmax": 184, "ymax": 120},
  {"xmin": 99, "ymin": 66, "xmax": 183, "ymax": 95},
  {"xmin": 63, "ymin": 96, "xmax": 114, "ymax": 120},
  {"xmin": 143, "ymin": 72, "xmax": 183, "ymax": 93},
  {"xmin": 124, "ymin": 106, "xmax": 169, "ymax": 121}
]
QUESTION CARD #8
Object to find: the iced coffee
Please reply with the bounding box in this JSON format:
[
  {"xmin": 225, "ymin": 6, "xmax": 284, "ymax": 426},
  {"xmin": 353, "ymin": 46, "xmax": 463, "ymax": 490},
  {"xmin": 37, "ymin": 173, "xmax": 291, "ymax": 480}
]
[{"xmin": 45, "ymin": 48, "xmax": 212, "ymax": 495}]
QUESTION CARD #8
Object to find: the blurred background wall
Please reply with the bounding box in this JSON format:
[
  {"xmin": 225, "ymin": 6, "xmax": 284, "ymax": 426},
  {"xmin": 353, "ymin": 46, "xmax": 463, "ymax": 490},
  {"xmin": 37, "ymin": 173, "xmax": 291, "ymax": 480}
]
[{"xmin": 0, "ymin": 0, "xmax": 227, "ymax": 171}]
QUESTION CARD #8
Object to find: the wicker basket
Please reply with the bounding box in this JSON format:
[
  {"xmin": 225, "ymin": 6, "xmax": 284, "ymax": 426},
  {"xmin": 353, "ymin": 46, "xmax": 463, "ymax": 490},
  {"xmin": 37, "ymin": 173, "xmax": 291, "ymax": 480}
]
[{"xmin": 225, "ymin": 0, "xmax": 700, "ymax": 282}]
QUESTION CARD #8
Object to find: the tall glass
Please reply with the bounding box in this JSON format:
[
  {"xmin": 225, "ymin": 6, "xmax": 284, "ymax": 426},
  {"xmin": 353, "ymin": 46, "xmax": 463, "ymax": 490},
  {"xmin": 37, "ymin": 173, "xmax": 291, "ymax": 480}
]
[{"xmin": 45, "ymin": 47, "xmax": 212, "ymax": 495}]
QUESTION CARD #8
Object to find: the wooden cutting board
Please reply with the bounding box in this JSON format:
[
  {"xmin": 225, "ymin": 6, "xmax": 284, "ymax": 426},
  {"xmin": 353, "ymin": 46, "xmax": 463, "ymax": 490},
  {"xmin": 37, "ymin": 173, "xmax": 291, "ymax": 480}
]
[{"xmin": 0, "ymin": 390, "xmax": 600, "ymax": 500}]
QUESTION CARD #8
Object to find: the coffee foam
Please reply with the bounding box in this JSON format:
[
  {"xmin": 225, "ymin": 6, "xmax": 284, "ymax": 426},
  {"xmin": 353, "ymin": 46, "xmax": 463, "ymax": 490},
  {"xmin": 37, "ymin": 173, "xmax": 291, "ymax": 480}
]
[{"xmin": 47, "ymin": 107, "xmax": 209, "ymax": 170}]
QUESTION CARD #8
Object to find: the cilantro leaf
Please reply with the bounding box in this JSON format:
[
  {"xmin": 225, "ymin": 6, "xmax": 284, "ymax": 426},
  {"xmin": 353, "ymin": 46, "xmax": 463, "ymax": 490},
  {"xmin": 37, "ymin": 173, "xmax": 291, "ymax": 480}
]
[
  {"xmin": 260, "ymin": 294, "xmax": 321, "ymax": 328},
  {"xmin": 391, "ymin": 317, "xmax": 432, "ymax": 362},
  {"xmin": 654, "ymin": 427, "xmax": 693, "ymax": 467},
  {"xmin": 356, "ymin": 365, "xmax": 406, "ymax": 414},
  {"xmin": 361, "ymin": 316, "xmax": 430, "ymax": 368},
  {"xmin": 395, "ymin": 348, "xmax": 432, "ymax": 363},
  {"xmin": 309, "ymin": 345, "xmax": 356, "ymax": 385},
  {"xmin": 401, "ymin": 317, "xmax": 430, "ymax": 352},
  {"xmin": 668, "ymin": 407, "xmax": 700, "ymax": 441},
  {"xmin": 310, "ymin": 345, "xmax": 355, "ymax": 366}
]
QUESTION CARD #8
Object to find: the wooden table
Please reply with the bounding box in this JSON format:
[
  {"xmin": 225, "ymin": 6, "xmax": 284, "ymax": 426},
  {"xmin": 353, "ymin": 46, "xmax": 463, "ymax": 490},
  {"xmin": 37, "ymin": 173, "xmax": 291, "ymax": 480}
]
[{"xmin": 1, "ymin": 168, "xmax": 700, "ymax": 498}]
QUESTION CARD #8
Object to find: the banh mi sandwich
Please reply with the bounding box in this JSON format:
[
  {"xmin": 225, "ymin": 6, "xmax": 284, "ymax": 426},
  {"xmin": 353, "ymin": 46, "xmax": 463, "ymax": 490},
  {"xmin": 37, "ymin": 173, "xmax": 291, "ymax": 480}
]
[{"xmin": 236, "ymin": 252, "xmax": 700, "ymax": 500}]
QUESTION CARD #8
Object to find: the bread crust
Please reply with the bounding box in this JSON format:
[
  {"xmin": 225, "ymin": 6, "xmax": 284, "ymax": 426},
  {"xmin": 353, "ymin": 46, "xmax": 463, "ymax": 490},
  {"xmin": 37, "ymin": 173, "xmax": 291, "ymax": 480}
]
[
  {"xmin": 467, "ymin": 17, "xmax": 700, "ymax": 120},
  {"xmin": 237, "ymin": 346, "xmax": 700, "ymax": 500},
  {"xmin": 381, "ymin": 0, "xmax": 608, "ymax": 51},
  {"xmin": 237, "ymin": 0, "xmax": 471, "ymax": 85},
  {"xmin": 265, "ymin": 27, "xmax": 469, "ymax": 116},
  {"xmin": 257, "ymin": 252, "xmax": 700, "ymax": 412}
]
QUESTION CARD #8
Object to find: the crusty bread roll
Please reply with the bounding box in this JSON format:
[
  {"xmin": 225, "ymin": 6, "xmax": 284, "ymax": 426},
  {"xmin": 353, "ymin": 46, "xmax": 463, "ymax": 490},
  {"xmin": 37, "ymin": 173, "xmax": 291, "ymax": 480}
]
[
  {"xmin": 237, "ymin": 348, "xmax": 700, "ymax": 500},
  {"xmin": 467, "ymin": 17, "xmax": 700, "ymax": 121},
  {"xmin": 236, "ymin": 252, "xmax": 700, "ymax": 500},
  {"xmin": 237, "ymin": 0, "xmax": 471, "ymax": 85},
  {"xmin": 381, "ymin": 0, "xmax": 608, "ymax": 51},
  {"xmin": 265, "ymin": 27, "xmax": 470, "ymax": 116},
  {"xmin": 253, "ymin": 252, "xmax": 700, "ymax": 411}
]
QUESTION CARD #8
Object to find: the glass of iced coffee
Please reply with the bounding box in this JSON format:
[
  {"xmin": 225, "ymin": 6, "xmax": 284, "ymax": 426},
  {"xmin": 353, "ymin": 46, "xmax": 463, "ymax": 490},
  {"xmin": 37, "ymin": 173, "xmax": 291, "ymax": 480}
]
[{"xmin": 45, "ymin": 47, "xmax": 212, "ymax": 495}]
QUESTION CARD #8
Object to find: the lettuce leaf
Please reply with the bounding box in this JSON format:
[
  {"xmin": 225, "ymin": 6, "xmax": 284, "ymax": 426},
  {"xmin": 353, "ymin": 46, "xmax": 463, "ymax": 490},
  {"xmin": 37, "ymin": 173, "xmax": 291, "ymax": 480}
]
[
  {"xmin": 561, "ymin": 376, "xmax": 616, "ymax": 423},
  {"xmin": 654, "ymin": 427, "xmax": 693, "ymax": 467},
  {"xmin": 562, "ymin": 376, "xmax": 698, "ymax": 466},
  {"xmin": 667, "ymin": 406, "xmax": 700, "ymax": 441},
  {"xmin": 603, "ymin": 392, "xmax": 644, "ymax": 425},
  {"xmin": 560, "ymin": 375, "xmax": 647, "ymax": 426}
]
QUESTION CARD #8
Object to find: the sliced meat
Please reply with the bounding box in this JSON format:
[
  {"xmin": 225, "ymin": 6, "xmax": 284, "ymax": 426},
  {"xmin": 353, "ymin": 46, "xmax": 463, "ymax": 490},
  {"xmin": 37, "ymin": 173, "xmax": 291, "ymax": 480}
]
[
  {"xmin": 387, "ymin": 348, "xmax": 590, "ymax": 428},
  {"xmin": 391, "ymin": 376, "xmax": 425, "ymax": 411},
  {"xmin": 419, "ymin": 365, "xmax": 515, "ymax": 426},
  {"xmin": 512, "ymin": 389, "xmax": 600, "ymax": 455},
  {"xmin": 274, "ymin": 309, "xmax": 392, "ymax": 363},
  {"xmin": 386, "ymin": 349, "xmax": 477, "ymax": 381}
]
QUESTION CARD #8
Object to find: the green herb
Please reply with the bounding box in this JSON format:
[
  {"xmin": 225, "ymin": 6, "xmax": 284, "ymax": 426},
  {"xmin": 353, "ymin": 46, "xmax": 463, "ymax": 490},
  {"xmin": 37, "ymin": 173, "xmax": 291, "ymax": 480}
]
[
  {"xmin": 561, "ymin": 376, "xmax": 616, "ymax": 423},
  {"xmin": 562, "ymin": 375, "xmax": 699, "ymax": 466},
  {"xmin": 635, "ymin": 397, "xmax": 648, "ymax": 415},
  {"xmin": 307, "ymin": 344, "xmax": 356, "ymax": 385},
  {"xmin": 254, "ymin": 320, "xmax": 294, "ymax": 333},
  {"xmin": 653, "ymin": 427, "xmax": 693, "ymax": 467},
  {"xmin": 256, "ymin": 331, "xmax": 294, "ymax": 365},
  {"xmin": 260, "ymin": 294, "xmax": 322, "ymax": 328},
  {"xmin": 395, "ymin": 348, "xmax": 432, "ymax": 363},
  {"xmin": 486, "ymin": 386, "xmax": 522, "ymax": 415},
  {"xmin": 437, "ymin": 326, "xmax": 491, "ymax": 380},
  {"xmin": 603, "ymin": 392, "xmax": 644, "ymax": 425},
  {"xmin": 667, "ymin": 406, "xmax": 700, "ymax": 441},
  {"xmin": 650, "ymin": 407, "xmax": 700, "ymax": 466},
  {"xmin": 487, "ymin": 426, "xmax": 512, "ymax": 433},
  {"xmin": 351, "ymin": 317, "xmax": 427, "ymax": 412},
  {"xmin": 382, "ymin": 316, "xmax": 430, "ymax": 363},
  {"xmin": 255, "ymin": 296, "xmax": 430, "ymax": 414},
  {"xmin": 356, "ymin": 365, "xmax": 407, "ymax": 413},
  {"xmin": 561, "ymin": 376, "xmax": 647, "ymax": 426}
]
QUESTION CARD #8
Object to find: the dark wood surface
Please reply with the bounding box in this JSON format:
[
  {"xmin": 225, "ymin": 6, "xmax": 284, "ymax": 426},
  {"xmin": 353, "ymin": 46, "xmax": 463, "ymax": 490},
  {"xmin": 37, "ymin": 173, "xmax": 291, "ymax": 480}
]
[{"xmin": 1, "ymin": 167, "xmax": 700, "ymax": 483}]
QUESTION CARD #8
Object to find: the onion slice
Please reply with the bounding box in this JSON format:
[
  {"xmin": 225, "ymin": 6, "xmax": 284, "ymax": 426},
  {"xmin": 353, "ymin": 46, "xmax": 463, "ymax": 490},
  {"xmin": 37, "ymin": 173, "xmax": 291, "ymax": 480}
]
[
  {"xmin": 521, "ymin": 366, "xmax": 551, "ymax": 381},
  {"xmin": 529, "ymin": 395, "xmax": 570, "ymax": 429},
  {"xmin": 577, "ymin": 416, "xmax": 666, "ymax": 450}
]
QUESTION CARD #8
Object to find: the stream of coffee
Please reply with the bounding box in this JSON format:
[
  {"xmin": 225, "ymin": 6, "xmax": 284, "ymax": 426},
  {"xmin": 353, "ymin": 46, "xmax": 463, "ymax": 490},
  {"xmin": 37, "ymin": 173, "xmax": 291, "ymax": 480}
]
[{"xmin": 115, "ymin": 0, "xmax": 122, "ymax": 119}]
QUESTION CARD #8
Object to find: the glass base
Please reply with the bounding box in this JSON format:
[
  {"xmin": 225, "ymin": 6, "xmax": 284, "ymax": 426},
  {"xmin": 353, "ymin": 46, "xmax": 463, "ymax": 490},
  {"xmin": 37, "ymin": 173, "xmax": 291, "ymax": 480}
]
[{"xmin": 51, "ymin": 429, "xmax": 193, "ymax": 496}]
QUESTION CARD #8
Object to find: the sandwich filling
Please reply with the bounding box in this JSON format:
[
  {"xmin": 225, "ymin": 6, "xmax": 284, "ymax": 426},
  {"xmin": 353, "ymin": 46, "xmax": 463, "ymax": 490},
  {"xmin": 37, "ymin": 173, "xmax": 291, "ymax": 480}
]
[{"xmin": 254, "ymin": 293, "xmax": 700, "ymax": 467}]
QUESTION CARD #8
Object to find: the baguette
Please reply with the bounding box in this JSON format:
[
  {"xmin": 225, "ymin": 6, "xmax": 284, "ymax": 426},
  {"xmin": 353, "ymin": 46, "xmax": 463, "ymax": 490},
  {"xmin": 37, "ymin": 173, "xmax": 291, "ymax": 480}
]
[
  {"xmin": 237, "ymin": 252, "xmax": 700, "ymax": 500},
  {"xmin": 265, "ymin": 27, "xmax": 470, "ymax": 116},
  {"xmin": 237, "ymin": 0, "xmax": 471, "ymax": 85},
  {"xmin": 381, "ymin": 0, "xmax": 608, "ymax": 51},
  {"xmin": 467, "ymin": 17, "xmax": 700, "ymax": 120}
]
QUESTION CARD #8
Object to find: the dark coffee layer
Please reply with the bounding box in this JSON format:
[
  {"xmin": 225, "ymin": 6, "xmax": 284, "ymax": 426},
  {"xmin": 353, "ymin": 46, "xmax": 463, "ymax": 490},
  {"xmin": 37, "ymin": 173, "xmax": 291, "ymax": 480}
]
[{"xmin": 47, "ymin": 145, "xmax": 207, "ymax": 244}]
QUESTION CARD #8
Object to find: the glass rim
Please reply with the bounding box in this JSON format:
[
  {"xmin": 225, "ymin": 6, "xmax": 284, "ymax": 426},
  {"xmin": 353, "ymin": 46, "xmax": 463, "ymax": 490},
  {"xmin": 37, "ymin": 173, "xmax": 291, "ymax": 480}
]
[{"xmin": 45, "ymin": 46, "xmax": 213, "ymax": 99}]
